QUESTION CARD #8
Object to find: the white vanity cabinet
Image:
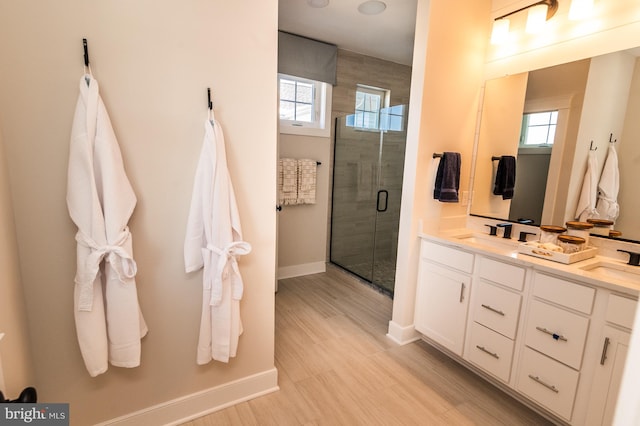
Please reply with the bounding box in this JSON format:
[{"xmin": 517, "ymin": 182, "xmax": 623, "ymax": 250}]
[
  {"xmin": 585, "ymin": 294, "xmax": 637, "ymax": 426},
  {"xmin": 414, "ymin": 235, "xmax": 639, "ymax": 425},
  {"xmin": 464, "ymin": 257, "xmax": 525, "ymax": 383},
  {"xmin": 414, "ymin": 240, "xmax": 473, "ymax": 356},
  {"xmin": 516, "ymin": 272, "xmax": 595, "ymax": 422}
]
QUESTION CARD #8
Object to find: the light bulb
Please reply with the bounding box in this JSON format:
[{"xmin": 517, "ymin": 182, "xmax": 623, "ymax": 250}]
[
  {"xmin": 526, "ymin": 4, "xmax": 548, "ymax": 34},
  {"xmin": 491, "ymin": 19, "xmax": 510, "ymax": 45}
]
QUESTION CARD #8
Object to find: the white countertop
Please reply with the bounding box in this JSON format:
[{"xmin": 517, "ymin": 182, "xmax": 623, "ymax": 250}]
[{"xmin": 420, "ymin": 228, "xmax": 640, "ymax": 298}]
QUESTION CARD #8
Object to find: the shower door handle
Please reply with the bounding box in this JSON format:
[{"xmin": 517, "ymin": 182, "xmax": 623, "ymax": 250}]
[{"xmin": 376, "ymin": 190, "xmax": 388, "ymax": 212}]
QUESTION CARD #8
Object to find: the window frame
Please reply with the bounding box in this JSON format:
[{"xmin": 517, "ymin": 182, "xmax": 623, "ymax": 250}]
[
  {"xmin": 519, "ymin": 110, "xmax": 559, "ymax": 147},
  {"xmin": 353, "ymin": 84, "xmax": 390, "ymax": 131},
  {"xmin": 278, "ymin": 73, "xmax": 332, "ymax": 138}
]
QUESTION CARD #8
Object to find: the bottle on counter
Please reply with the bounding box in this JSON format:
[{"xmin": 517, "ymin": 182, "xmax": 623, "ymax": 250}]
[
  {"xmin": 566, "ymin": 221, "xmax": 594, "ymax": 246},
  {"xmin": 557, "ymin": 235, "xmax": 586, "ymax": 254},
  {"xmin": 539, "ymin": 225, "xmax": 566, "ymax": 245},
  {"xmin": 587, "ymin": 218, "xmax": 615, "ymax": 236}
]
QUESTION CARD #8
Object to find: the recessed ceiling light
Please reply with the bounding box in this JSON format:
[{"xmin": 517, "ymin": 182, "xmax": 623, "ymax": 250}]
[
  {"xmin": 307, "ymin": 0, "xmax": 329, "ymax": 8},
  {"xmin": 358, "ymin": 0, "xmax": 386, "ymax": 15}
]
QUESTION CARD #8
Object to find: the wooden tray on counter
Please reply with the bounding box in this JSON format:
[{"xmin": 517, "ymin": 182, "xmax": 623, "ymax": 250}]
[{"xmin": 518, "ymin": 242, "xmax": 598, "ymax": 264}]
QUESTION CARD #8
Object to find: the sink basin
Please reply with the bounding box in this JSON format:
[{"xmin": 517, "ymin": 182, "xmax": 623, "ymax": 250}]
[
  {"xmin": 579, "ymin": 261, "xmax": 640, "ymax": 284},
  {"xmin": 452, "ymin": 233, "xmax": 519, "ymax": 252}
]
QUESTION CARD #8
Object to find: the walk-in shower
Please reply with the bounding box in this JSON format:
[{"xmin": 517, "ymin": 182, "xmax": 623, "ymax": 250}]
[{"xmin": 330, "ymin": 106, "xmax": 407, "ymax": 295}]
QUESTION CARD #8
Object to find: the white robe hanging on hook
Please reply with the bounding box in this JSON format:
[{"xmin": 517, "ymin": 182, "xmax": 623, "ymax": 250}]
[
  {"xmin": 67, "ymin": 51, "xmax": 148, "ymax": 376},
  {"xmin": 184, "ymin": 98, "xmax": 251, "ymax": 364}
]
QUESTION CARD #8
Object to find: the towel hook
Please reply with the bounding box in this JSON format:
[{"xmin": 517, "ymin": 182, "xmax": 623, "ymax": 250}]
[
  {"xmin": 432, "ymin": 153, "xmax": 443, "ymax": 159},
  {"xmin": 207, "ymin": 88, "xmax": 213, "ymax": 111},
  {"xmin": 609, "ymin": 133, "xmax": 617, "ymax": 144},
  {"xmin": 83, "ymin": 38, "xmax": 89, "ymax": 68},
  {"xmin": 589, "ymin": 140, "xmax": 597, "ymax": 151}
]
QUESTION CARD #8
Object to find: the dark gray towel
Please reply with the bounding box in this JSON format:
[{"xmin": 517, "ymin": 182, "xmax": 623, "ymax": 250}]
[
  {"xmin": 433, "ymin": 152, "xmax": 461, "ymax": 202},
  {"xmin": 493, "ymin": 155, "xmax": 516, "ymax": 200}
]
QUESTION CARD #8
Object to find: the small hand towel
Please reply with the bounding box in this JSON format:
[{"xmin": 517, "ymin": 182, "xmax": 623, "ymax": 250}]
[
  {"xmin": 433, "ymin": 152, "xmax": 461, "ymax": 202},
  {"xmin": 279, "ymin": 158, "xmax": 298, "ymax": 205},
  {"xmin": 297, "ymin": 159, "xmax": 317, "ymax": 204},
  {"xmin": 493, "ymin": 155, "xmax": 516, "ymax": 200},
  {"xmin": 575, "ymin": 149, "xmax": 599, "ymax": 221}
]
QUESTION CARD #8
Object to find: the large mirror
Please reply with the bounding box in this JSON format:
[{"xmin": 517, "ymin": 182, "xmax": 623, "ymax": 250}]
[{"xmin": 470, "ymin": 47, "xmax": 640, "ymax": 242}]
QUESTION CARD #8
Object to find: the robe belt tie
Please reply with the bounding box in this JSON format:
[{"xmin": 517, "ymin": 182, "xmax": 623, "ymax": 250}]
[
  {"xmin": 203, "ymin": 241, "xmax": 251, "ymax": 306},
  {"xmin": 75, "ymin": 228, "xmax": 138, "ymax": 312},
  {"xmin": 598, "ymin": 196, "xmax": 619, "ymax": 218}
]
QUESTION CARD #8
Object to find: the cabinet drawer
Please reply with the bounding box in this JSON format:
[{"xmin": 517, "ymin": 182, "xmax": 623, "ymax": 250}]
[
  {"xmin": 478, "ymin": 257, "xmax": 525, "ymax": 291},
  {"xmin": 517, "ymin": 347, "xmax": 580, "ymax": 421},
  {"xmin": 466, "ymin": 322, "xmax": 515, "ymax": 383},
  {"xmin": 532, "ymin": 272, "xmax": 595, "ymax": 314},
  {"xmin": 472, "ymin": 281, "xmax": 522, "ymax": 339},
  {"xmin": 421, "ymin": 239, "xmax": 474, "ymax": 274},
  {"xmin": 525, "ymin": 300, "xmax": 589, "ymax": 370},
  {"xmin": 606, "ymin": 294, "xmax": 637, "ymax": 330}
]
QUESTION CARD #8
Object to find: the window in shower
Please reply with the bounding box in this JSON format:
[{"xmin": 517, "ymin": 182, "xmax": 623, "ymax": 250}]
[{"xmin": 351, "ymin": 85, "xmax": 389, "ymax": 130}]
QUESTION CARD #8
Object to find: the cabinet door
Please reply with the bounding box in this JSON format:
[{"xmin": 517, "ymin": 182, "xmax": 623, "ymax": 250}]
[
  {"xmin": 414, "ymin": 259, "xmax": 471, "ymax": 356},
  {"xmin": 586, "ymin": 325, "xmax": 631, "ymax": 426}
]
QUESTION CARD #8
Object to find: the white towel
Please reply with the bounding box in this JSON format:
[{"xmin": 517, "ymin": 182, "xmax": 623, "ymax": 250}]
[
  {"xmin": 279, "ymin": 158, "xmax": 298, "ymax": 206},
  {"xmin": 297, "ymin": 159, "xmax": 317, "ymax": 204},
  {"xmin": 575, "ymin": 149, "xmax": 599, "ymax": 222},
  {"xmin": 595, "ymin": 144, "xmax": 620, "ymax": 221}
]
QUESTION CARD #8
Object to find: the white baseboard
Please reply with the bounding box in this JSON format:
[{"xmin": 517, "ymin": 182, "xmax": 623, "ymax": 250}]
[
  {"xmin": 98, "ymin": 367, "xmax": 279, "ymax": 426},
  {"xmin": 278, "ymin": 261, "xmax": 326, "ymax": 279},
  {"xmin": 387, "ymin": 320, "xmax": 420, "ymax": 345}
]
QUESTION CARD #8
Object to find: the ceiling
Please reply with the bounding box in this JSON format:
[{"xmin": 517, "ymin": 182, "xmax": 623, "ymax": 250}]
[{"xmin": 278, "ymin": 0, "xmax": 418, "ymax": 66}]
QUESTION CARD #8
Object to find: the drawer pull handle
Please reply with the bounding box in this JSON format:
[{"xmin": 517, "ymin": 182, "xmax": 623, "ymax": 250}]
[
  {"xmin": 528, "ymin": 374, "xmax": 559, "ymax": 393},
  {"xmin": 600, "ymin": 337, "xmax": 611, "ymax": 365},
  {"xmin": 476, "ymin": 345, "xmax": 499, "ymax": 359},
  {"xmin": 459, "ymin": 283, "xmax": 465, "ymax": 303},
  {"xmin": 481, "ymin": 304, "xmax": 505, "ymax": 316},
  {"xmin": 536, "ymin": 326, "xmax": 567, "ymax": 342}
]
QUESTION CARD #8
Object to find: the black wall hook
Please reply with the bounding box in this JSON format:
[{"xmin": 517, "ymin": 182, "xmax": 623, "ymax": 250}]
[
  {"xmin": 83, "ymin": 38, "xmax": 89, "ymax": 67},
  {"xmin": 207, "ymin": 88, "xmax": 213, "ymax": 110}
]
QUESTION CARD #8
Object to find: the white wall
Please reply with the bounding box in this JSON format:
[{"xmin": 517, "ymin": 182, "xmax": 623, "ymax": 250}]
[
  {"xmin": 0, "ymin": 1, "xmax": 277, "ymax": 424},
  {"xmin": 277, "ymin": 133, "xmax": 331, "ymax": 278},
  {"xmin": 389, "ymin": 0, "xmax": 492, "ymax": 343},
  {"xmin": 0, "ymin": 125, "xmax": 34, "ymax": 398}
]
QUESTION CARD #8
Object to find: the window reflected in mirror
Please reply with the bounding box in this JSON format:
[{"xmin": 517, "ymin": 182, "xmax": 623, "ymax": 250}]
[{"xmin": 520, "ymin": 111, "xmax": 558, "ymax": 146}]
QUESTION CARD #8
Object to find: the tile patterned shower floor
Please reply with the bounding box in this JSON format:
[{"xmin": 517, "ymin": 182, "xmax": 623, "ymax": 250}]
[{"xmin": 336, "ymin": 259, "xmax": 396, "ymax": 295}]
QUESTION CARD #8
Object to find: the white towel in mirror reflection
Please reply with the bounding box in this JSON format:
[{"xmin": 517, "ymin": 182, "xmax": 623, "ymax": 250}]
[
  {"xmin": 595, "ymin": 144, "xmax": 620, "ymax": 221},
  {"xmin": 575, "ymin": 149, "xmax": 599, "ymax": 222}
]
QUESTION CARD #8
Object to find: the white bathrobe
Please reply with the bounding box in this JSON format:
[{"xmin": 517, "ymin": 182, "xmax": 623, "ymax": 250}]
[
  {"xmin": 575, "ymin": 149, "xmax": 599, "ymax": 222},
  {"xmin": 67, "ymin": 74, "xmax": 147, "ymax": 377},
  {"xmin": 596, "ymin": 144, "xmax": 620, "ymax": 221},
  {"xmin": 184, "ymin": 118, "xmax": 251, "ymax": 364}
]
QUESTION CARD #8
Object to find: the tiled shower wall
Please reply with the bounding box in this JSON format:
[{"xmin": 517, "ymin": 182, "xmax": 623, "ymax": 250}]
[{"xmin": 329, "ymin": 49, "xmax": 412, "ymax": 281}]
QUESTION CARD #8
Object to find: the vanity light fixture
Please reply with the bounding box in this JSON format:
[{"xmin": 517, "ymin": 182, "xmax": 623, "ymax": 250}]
[
  {"xmin": 491, "ymin": 0, "xmax": 559, "ymax": 44},
  {"xmin": 569, "ymin": 0, "xmax": 594, "ymax": 20}
]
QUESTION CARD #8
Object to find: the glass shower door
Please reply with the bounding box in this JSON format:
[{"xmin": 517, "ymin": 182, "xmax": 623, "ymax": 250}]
[{"xmin": 330, "ymin": 106, "xmax": 407, "ymax": 294}]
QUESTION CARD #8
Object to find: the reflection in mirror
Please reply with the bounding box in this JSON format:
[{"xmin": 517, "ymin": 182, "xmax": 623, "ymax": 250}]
[{"xmin": 471, "ymin": 49, "xmax": 640, "ymax": 243}]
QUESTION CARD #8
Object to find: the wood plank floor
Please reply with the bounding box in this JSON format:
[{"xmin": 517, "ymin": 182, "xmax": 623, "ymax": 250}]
[{"xmin": 182, "ymin": 266, "xmax": 554, "ymax": 425}]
